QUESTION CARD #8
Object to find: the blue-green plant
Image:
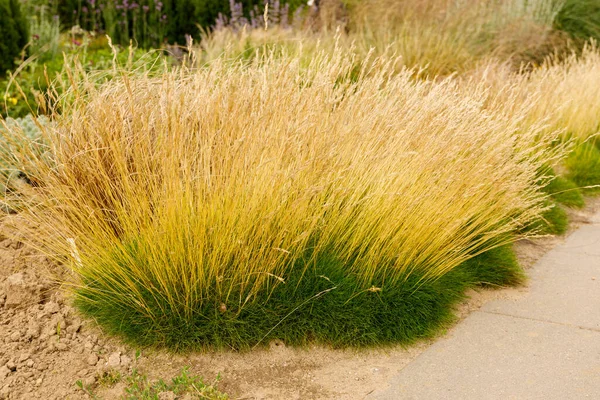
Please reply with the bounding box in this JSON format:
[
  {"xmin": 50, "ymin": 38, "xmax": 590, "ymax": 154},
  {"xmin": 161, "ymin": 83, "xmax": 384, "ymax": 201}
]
[
  {"xmin": 0, "ymin": 114, "xmax": 48, "ymax": 204},
  {"xmin": 28, "ymin": 7, "xmax": 61, "ymax": 61}
]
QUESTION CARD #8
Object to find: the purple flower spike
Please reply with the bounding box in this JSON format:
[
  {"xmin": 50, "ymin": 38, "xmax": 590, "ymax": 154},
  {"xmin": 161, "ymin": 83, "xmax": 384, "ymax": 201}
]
[
  {"xmin": 82, "ymin": 6, "xmax": 88, "ymax": 12},
  {"xmin": 143, "ymin": 5, "xmax": 149, "ymax": 12}
]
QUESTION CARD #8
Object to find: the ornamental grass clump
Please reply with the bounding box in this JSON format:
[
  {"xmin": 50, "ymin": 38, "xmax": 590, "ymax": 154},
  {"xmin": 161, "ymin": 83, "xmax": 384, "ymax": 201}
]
[
  {"xmin": 471, "ymin": 44, "xmax": 600, "ymax": 142},
  {"xmin": 1, "ymin": 49, "xmax": 562, "ymax": 350}
]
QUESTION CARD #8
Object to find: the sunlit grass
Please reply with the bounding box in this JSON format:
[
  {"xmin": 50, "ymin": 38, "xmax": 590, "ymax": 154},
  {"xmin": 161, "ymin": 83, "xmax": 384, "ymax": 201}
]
[
  {"xmin": 0, "ymin": 47, "xmax": 564, "ymax": 349},
  {"xmin": 200, "ymin": 0, "xmax": 565, "ymax": 76}
]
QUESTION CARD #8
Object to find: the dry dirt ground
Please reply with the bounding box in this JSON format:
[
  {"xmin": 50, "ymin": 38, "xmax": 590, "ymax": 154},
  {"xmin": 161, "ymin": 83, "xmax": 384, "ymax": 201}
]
[{"xmin": 1, "ymin": 198, "xmax": 599, "ymax": 400}]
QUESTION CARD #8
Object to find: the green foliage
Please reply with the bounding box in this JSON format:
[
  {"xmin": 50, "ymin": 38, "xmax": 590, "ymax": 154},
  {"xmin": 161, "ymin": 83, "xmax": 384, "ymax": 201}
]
[
  {"xmin": 555, "ymin": 0, "xmax": 600, "ymax": 43},
  {"xmin": 534, "ymin": 202, "xmax": 569, "ymax": 235},
  {"xmin": 55, "ymin": 0, "xmax": 305, "ymax": 47},
  {"xmin": 77, "ymin": 368, "xmax": 227, "ymax": 399},
  {"xmin": 0, "ymin": 0, "xmax": 29, "ymax": 75},
  {"xmin": 0, "ymin": 38, "xmax": 161, "ymax": 119},
  {"xmin": 542, "ymin": 167, "xmax": 585, "ymax": 208},
  {"xmin": 164, "ymin": 0, "xmax": 306, "ymax": 43},
  {"xmin": 565, "ymin": 141, "xmax": 600, "ymax": 194},
  {"xmin": 463, "ymin": 244, "xmax": 524, "ymax": 287},
  {"xmin": 74, "ymin": 244, "xmax": 523, "ymax": 351},
  {"xmin": 123, "ymin": 368, "xmax": 227, "ymax": 399},
  {"xmin": 28, "ymin": 7, "xmax": 61, "ymax": 61},
  {"xmin": 0, "ymin": 56, "xmax": 61, "ymax": 118},
  {"xmin": 97, "ymin": 369, "xmax": 123, "ymax": 387}
]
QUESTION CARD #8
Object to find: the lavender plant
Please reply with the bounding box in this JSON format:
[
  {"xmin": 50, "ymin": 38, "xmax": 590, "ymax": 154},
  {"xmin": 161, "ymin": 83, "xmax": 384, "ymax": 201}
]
[
  {"xmin": 215, "ymin": 0, "xmax": 299, "ymax": 31},
  {"xmin": 73, "ymin": 0, "xmax": 168, "ymax": 48},
  {"xmin": 27, "ymin": 7, "xmax": 61, "ymax": 60}
]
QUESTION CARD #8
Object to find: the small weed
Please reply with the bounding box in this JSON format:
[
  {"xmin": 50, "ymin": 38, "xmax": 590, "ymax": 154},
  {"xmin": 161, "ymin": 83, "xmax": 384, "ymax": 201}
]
[
  {"xmin": 123, "ymin": 367, "xmax": 227, "ymax": 400},
  {"xmin": 75, "ymin": 379, "xmax": 100, "ymax": 400},
  {"xmin": 79, "ymin": 368, "xmax": 227, "ymax": 399},
  {"xmin": 97, "ymin": 369, "xmax": 122, "ymax": 387}
]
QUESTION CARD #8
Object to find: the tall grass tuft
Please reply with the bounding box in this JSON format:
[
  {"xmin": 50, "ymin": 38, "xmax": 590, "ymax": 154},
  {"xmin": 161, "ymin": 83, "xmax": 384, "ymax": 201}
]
[
  {"xmin": 1, "ymin": 49, "xmax": 562, "ymax": 349},
  {"xmin": 470, "ymin": 44, "xmax": 600, "ymax": 142}
]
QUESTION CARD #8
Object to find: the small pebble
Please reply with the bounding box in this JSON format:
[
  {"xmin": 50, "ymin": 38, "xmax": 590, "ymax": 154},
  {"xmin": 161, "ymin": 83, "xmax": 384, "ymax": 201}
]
[
  {"xmin": 120, "ymin": 355, "xmax": 132, "ymax": 367},
  {"xmin": 43, "ymin": 302, "xmax": 60, "ymax": 315},
  {"xmin": 86, "ymin": 354, "xmax": 99, "ymax": 366},
  {"xmin": 0, "ymin": 366, "xmax": 10, "ymax": 380},
  {"xmin": 106, "ymin": 352, "xmax": 121, "ymax": 367},
  {"xmin": 17, "ymin": 354, "xmax": 30, "ymax": 363}
]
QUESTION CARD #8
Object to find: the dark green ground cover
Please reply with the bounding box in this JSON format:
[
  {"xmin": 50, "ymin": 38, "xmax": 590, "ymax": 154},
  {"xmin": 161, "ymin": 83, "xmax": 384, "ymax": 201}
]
[{"xmin": 75, "ymin": 243, "xmax": 523, "ymax": 352}]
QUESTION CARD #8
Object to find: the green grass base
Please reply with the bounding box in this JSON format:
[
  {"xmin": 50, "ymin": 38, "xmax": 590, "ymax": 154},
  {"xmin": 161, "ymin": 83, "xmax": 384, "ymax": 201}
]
[
  {"xmin": 532, "ymin": 165, "xmax": 587, "ymax": 235},
  {"xmin": 543, "ymin": 169, "xmax": 585, "ymax": 208},
  {"xmin": 530, "ymin": 202, "xmax": 569, "ymax": 235},
  {"xmin": 74, "ymin": 244, "xmax": 524, "ymax": 352},
  {"xmin": 565, "ymin": 141, "xmax": 600, "ymax": 195}
]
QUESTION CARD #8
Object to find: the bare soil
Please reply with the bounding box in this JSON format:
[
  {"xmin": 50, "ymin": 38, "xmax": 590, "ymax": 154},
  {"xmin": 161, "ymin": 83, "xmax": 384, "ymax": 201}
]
[{"xmin": 1, "ymin": 198, "xmax": 599, "ymax": 400}]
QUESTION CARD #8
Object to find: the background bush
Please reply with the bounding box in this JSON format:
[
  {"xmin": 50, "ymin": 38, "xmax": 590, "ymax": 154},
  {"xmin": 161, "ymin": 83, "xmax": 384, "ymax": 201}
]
[
  {"xmin": 0, "ymin": 0, "xmax": 28, "ymax": 75},
  {"xmin": 555, "ymin": 0, "xmax": 600, "ymax": 44},
  {"xmin": 55, "ymin": 0, "xmax": 306, "ymax": 48}
]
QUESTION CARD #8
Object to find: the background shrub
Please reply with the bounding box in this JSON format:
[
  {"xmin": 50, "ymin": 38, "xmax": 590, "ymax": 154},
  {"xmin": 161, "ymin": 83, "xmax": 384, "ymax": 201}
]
[
  {"xmin": 555, "ymin": 0, "xmax": 600, "ymax": 44},
  {"xmin": 0, "ymin": 0, "xmax": 28, "ymax": 75},
  {"xmin": 54, "ymin": 0, "xmax": 305, "ymax": 48}
]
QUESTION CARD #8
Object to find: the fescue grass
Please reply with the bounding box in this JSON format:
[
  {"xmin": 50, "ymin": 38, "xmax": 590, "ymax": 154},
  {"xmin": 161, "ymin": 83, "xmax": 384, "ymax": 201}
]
[
  {"xmin": 542, "ymin": 170, "xmax": 585, "ymax": 208},
  {"xmin": 75, "ymin": 244, "xmax": 523, "ymax": 350},
  {"xmin": 0, "ymin": 47, "xmax": 562, "ymax": 350},
  {"xmin": 565, "ymin": 141, "xmax": 600, "ymax": 194},
  {"xmin": 3, "ymin": 0, "xmax": 600, "ymax": 352},
  {"xmin": 533, "ymin": 201, "xmax": 569, "ymax": 235}
]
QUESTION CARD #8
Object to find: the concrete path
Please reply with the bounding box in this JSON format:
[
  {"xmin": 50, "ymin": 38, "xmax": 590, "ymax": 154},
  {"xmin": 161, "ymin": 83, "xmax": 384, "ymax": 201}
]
[{"xmin": 368, "ymin": 211, "xmax": 600, "ymax": 400}]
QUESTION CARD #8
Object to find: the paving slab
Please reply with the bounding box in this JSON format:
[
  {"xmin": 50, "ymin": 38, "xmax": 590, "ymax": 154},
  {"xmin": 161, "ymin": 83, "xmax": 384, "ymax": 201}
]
[
  {"xmin": 369, "ymin": 312, "xmax": 600, "ymax": 400},
  {"xmin": 553, "ymin": 224, "xmax": 600, "ymax": 257},
  {"xmin": 482, "ymin": 250, "xmax": 600, "ymax": 330}
]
